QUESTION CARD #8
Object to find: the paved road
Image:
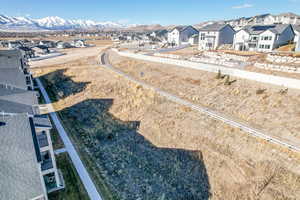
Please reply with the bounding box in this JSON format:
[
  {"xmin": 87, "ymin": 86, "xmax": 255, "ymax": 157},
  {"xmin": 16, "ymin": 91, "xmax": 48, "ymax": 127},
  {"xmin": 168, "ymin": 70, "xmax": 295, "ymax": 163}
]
[
  {"xmin": 36, "ymin": 78, "xmax": 103, "ymax": 200},
  {"xmin": 101, "ymin": 51, "xmax": 300, "ymax": 153}
]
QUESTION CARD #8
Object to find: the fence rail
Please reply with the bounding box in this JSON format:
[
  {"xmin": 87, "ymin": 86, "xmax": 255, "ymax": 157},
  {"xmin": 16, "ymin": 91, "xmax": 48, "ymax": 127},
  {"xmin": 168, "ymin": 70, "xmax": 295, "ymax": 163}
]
[{"xmin": 101, "ymin": 51, "xmax": 300, "ymax": 153}]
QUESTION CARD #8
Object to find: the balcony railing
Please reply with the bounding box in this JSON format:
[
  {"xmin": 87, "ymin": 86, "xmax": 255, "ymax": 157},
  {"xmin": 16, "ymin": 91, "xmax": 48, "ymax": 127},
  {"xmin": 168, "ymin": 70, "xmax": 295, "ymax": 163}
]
[
  {"xmin": 41, "ymin": 159, "xmax": 53, "ymax": 171},
  {"xmin": 37, "ymin": 132, "xmax": 49, "ymax": 148}
]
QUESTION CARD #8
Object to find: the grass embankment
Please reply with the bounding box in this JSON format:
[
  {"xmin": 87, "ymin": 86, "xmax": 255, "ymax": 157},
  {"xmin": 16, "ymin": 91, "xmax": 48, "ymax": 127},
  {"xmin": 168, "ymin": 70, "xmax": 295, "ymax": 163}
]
[
  {"xmin": 48, "ymin": 153, "xmax": 90, "ymax": 200},
  {"xmin": 40, "ymin": 77, "xmax": 118, "ymax": 200}
]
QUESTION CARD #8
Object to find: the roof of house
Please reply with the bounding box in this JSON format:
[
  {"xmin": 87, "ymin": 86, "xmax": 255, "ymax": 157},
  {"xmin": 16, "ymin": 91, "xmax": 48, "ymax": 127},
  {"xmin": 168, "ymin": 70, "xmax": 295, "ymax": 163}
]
[
  {"xmin": 0, "ymin": 68, "xmax": 27, "ymax": 90},
  {"xmin": 0, "ymin": 55, "xmax": 22, "ymax": 69},
  {"xmin": 35, "ymin": 45, "xmax": 49, "ymax": 49},
  {"xmin": 0, "ymin": 84, "xmax": 38, "ymax": 115},
  {"xmin": 277, "ymin": 12, "xmax": 300, "ymax": 17},
  {"xmin": 199, "ymin": 23, "xmax": 229, "ymax": 32},
  {"xmin": 170, "ymin": 25, "xmax": 196, "ymax": 32},
  {"xmin": 292, "ymin": 25, "xmax": 300, "ymax": 33},
  {"xmin": 18, "ymin": 46, "xmax": 33, "ymax": 52},
  {"xmin": 0, "ymin": 99, "xmax": 35, "ymax": 115},
  {"xmin": 0, "ymin": 49, "xmax": 23, "ymax": 58},
  {"xmin": 0, "ymin": 84, "xmax": 38, "ymax": 106},
  {"xmin": 241, "ymin": 24, "xmax": 290, "ymax": 35},
  {"xmin": 0, "ymin": 114, "xmax": 44, "ymax": 200}
]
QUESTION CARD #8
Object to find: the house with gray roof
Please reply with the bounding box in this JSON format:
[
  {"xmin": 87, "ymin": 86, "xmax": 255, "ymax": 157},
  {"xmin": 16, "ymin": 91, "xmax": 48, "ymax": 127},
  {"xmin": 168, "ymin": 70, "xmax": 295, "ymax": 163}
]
[
  {"xmin": 0, "ymin": 50, "xmax": 64, "ymax": 198},
  {"xmin": 0, "ymin": 49, "xmax": 34, "ymax": 90},
  {"xmin": 0, "ymin": 84, "xmax": 39, "ymax": 115},
  {"xmin": 198, "ymin": 23, "xmax": 235, "ymax": 50},
  {"xmin": 167, "ymin": 25, "xmax": 198, "ymax": 46},
  {"xmin": 0, "ymin": 114, "xmax": 47, "ymax": 200},
  {"xmin": 233, "ymin": 24, "xmax": 295, "ymax": 52}
]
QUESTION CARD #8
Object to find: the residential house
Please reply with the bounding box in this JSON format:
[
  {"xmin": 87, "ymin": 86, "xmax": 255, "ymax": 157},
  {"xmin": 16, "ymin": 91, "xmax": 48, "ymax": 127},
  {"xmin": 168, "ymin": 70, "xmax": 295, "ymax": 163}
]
[
  {"xmin": 39, "ymin": 40, "xmax": 56, "ymax": 48},
  {"xmin": 71, "ymin": 39, "xmax": 86, "ymax": 48},
  {"xmin": 198, "ymin": 23, "xmax": 235, "ymax": 50},
  {"xmin": 226, "ymin": 17, "xmax": 251, "ymax": 29},
  {"xmin": 0, "ymin": 50, "xmax": 34, "ymax": 90},
  {"xmin": 0, "ymin": 114, "xmax": 47, "ymax": 200},
  {"xmin": 292, "ymin": 25, "xmax": 300, "ymax": 50},
  {"xmin": 225, "ymin": 14, "xmax": 270, "ymax": 29},
  {"xmin": 233, "ymin": 24, "xmax": 295, "ymax": 52},
  {"xmin": 33, "ymin": 45, "xmax": 50, "ymax": 55},
  {"xmin": 8, "ymin": 41, "xmax": 23, "ymax": 49},
  {"xmin": 56, "ymin": 41, "xmax": 72, "ymax": 49},
  {"xmin": 150, "ymin": 29, "xmax": 168, "ymax": 42},
  {"xmin": 247, "ymin": 14, "xmax": 271, "ymax": 26},
  {"xmin": 188, "ymin": 34, "xmax": 199, "ymax": 45},
  {"xmin": 19, "ymin": 46, "xmax": 35, "ymax": 58},
  {"xmin": 34, "ymin": 115, "xmax": 64, "ymax": 193},
  {"xmin": 296, "ymin": 38, "xmax": 300, "ymax": 51},
  {"xmin": 167, "ymin": 25, "xmax": 199, "ymax": 46},
  {"xmin": 0, "ymin": 50, "xmax": 64, "ymax": 199},
  {"xmin": 265, "ymin": 12, "xmax": 300, "ymax": 25}
]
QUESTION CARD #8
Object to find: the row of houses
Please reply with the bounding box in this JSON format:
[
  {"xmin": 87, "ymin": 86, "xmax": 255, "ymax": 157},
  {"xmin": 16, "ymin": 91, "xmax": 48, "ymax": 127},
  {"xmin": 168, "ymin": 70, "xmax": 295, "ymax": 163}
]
[
  {"xmin": 1, "ymin": 39, "xmax": 87, "ymax": 50},
  {"xmin": 167, "ymin": 23, "xmax": 300, "ymax": 52},
  {"xmin": 225, "ymin": 12, "xmax": 300, "ymax": 29},
  {"xmin": 0, "ymin": 49, "xmax": 64, "ymax": 200}
]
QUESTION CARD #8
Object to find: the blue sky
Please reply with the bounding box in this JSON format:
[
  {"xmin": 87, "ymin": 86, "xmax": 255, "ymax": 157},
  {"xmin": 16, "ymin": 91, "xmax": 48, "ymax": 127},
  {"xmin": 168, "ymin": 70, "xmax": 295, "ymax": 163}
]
[{"xmin": 1, "ymin": 0, "xmax": 300, "ymax": 25}]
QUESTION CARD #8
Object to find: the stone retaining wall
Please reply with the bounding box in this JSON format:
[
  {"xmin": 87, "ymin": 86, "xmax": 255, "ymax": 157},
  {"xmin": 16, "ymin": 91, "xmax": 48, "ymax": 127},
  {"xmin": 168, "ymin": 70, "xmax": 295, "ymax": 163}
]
[
  {"xmin": 203, "ymin": 51, "xmax": 249, "ymax": 62},
  {"xmin": 266, "ymin": 54, "xmax": 300, "ymax": 64}
]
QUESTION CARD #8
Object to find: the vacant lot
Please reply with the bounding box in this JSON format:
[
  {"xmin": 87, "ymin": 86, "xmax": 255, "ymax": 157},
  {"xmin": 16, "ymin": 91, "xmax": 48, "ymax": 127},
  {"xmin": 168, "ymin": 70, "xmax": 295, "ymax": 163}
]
[
  {"xmin": 109, "ymin": 51, "xmax": 300, "ymax": 148},
  {"xmin": 32, "ymin": 47, "xmax": 300, "ymax": 199}
]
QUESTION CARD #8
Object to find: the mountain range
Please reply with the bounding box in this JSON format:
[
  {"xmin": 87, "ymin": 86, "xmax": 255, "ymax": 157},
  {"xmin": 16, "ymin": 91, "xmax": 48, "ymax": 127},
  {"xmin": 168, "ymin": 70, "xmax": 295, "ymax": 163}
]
[{"xmin": 0, "ymin": 14, "xmax": 132, "ymax": 31}]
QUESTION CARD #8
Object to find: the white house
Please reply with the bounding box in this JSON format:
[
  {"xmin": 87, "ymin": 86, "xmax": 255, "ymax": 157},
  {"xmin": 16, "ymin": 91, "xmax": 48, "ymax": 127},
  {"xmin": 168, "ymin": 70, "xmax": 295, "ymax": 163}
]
[
  {"xmin": 71, "ymin": 39, "xmax": 86, "ymax": 48},
  {"xmin": 198, "ymin": 23, "xmax": 235, "ymax": 50},
  {"xmin": 233, "ymin": 24, "xmax": 295, "ymax": 52},
  {"xmin": 292, "ymin": 25, "xmax": 300, "ymax": 50},
  {"xmin": 265, "ymin": 13, "xmax": 300, "ymax": 25},
  {"xmin": 150, "ymin": 29, "xmax": 168, "ymax": 42},
  {"xmin": 188, "ymin": 34, "xmax": 199, "ymax": 45},
  {"xmin": 56, "ymin": 41, "xmax": 72, "ymax": 49},
  {"xmin": 167, "ymin": 25, "xmax": 198, "ymax": 46},
  {"xmin": 296, "ymin": 38, "xmax": 300, "ymax": 52}
]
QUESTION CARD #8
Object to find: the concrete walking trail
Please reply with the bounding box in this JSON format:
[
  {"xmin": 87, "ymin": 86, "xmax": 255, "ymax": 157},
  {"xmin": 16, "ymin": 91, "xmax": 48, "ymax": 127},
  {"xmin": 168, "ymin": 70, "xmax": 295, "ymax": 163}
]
[
  {"xmin": 36, "ymin": 78, "xmax": 103, "ymax": 200},
  {"xmin": 101, "ymin": 51, "xmax": 300, "ymax": 154}
]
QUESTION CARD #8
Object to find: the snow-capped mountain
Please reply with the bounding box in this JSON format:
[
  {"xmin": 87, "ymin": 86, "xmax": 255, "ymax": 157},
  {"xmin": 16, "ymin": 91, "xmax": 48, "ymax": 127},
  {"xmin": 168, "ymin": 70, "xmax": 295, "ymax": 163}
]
[{"xmin": 0, "ymin": 14, "xmax": 130, "ymax": 31}]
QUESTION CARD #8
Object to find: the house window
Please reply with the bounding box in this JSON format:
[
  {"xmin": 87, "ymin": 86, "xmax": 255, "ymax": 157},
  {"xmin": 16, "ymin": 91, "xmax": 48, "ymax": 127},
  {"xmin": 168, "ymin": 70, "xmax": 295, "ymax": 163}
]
[
  {"xmin": 200, "ymin": 33, "xmax": 205, "ymax": 40},
  {"xmin": 259, "ymin": 44, "xmax": 265, "ymax": 49},
  {"xmin": 265, "ymin": 45, "xmax": 271, "ymax": 49},
  {"xmin": 268, "ymin": 36, "xmax": 272, "ymax": 40},
  {"xmin": 264, "ymin": 36, "xmax": 269, "ymax": 40}
]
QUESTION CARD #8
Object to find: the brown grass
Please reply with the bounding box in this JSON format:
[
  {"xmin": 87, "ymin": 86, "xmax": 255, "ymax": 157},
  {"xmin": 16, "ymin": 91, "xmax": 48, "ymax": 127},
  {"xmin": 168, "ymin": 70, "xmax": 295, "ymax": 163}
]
[
  {"xmin": 32, "ymin": 47, "xmax": 300, "ymax": 199},
  {"xmin": 276, "ymin": 44, "xmax": 295, "ymax": 52}
]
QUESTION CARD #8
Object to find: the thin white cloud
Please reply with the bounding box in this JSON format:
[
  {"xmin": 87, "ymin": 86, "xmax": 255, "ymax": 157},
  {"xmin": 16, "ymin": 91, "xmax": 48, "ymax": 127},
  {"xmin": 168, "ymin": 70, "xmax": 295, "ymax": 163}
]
[{"xmin": 232, "ymin": 3, "xmax": 254, "ymax": 9}]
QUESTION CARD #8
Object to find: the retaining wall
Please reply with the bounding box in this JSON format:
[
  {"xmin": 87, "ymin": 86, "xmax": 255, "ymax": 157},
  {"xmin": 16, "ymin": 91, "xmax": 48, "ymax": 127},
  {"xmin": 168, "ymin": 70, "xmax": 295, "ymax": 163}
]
[{"xmin": 114, "ymin": 49, "xmax": 300, "ymax": 90}]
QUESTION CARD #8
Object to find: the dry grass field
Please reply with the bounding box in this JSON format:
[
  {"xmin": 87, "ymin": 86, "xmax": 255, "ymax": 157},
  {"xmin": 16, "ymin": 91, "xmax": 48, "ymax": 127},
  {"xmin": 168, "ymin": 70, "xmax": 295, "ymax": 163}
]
[
  {"xmin": 163, "ymin": 46, "xmax": 201, "ymax": 56},
  {"xmin": 109, "ymin": 51, "xmax": 300, "ymax": 147},
  {"xmin": 32, "ymin": 46, "xmax": 300, "ymax": 199}
]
